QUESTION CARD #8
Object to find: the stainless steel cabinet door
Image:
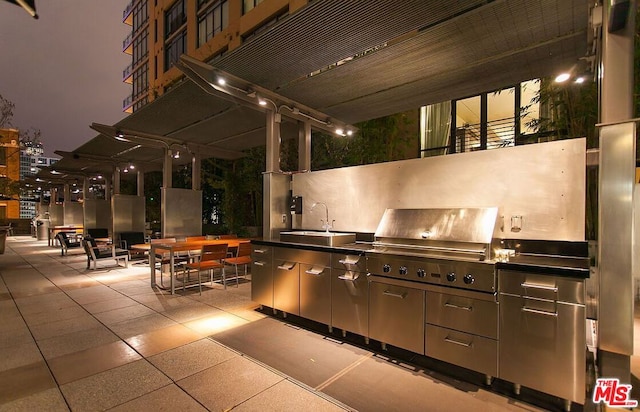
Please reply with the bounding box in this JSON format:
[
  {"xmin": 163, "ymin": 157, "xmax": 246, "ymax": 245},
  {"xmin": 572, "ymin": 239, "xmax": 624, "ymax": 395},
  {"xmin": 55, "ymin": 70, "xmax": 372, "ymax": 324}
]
[
  {"xmin": 369, "ymin": 281, "xmax": 425, "ymax": 354},
  {"xmin": 251, "ymin": 258, "xmax": 273, "ymax": 308},
  {"xmin": 273, "ymin": 261, "xmax": 299, "ymax": 315},
  {"xmin": 299, "ymin": 263, "xmax": 331, "ymax": 325},
  {"xmin": 331, "ymin": 271, "xmax": 368, "ymax": 336},
  {"xmin": 499, "ymin": 294, "xmax": 586, "ymax": 403}
]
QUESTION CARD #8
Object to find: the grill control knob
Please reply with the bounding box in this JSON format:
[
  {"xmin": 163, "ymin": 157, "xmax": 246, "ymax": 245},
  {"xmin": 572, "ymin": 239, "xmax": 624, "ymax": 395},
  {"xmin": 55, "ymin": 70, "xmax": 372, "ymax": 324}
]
[
  {"xmin": 416, "ymin": 268, "xmax": 426, "ymax": 278},
  {"xmin": 399, "ymin": 266, "xmax": 408, "ymax": 275},
  {"xmin": 383, "ymin": 264, "xmax": 391, "ymax": 273},
  {"xmin": 446, "ymin": 272, "xmax": 456, "ymax": 282},
  {"xmin": 463, "ymin": 274, "xmax": 475, "ymax": 285}
]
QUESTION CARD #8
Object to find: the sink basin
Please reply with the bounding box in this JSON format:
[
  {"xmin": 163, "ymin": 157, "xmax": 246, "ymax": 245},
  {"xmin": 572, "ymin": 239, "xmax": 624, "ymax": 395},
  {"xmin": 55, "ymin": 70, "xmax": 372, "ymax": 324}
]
[{"xmin": 280, "ymin": 231, "xmax": 356, "ymax": 247}]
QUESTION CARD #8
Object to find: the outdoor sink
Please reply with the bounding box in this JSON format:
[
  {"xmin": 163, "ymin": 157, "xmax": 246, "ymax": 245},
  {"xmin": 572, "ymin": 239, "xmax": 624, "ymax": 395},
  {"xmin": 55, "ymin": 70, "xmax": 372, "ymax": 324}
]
[{"xmin": 280, "ymin": 231, "xmax": 356, "ymax": 247}]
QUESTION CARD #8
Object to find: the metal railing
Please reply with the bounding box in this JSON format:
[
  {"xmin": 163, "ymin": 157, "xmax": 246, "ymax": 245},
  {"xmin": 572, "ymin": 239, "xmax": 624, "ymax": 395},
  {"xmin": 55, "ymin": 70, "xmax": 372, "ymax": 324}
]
[
  {"xmin": 122, "ymin": 33, "xmax": 133, "ymax": 52},
  {"xmin": 122, "ymin": 63, "xmax": 133, "ymax": 82},
  {"xmin": 421, "ymin": 117, "xmax": 516, "ymax": 157},
  {"xmin": 122, "ymin": 1, "xmax": 133, "ymax": 22}
]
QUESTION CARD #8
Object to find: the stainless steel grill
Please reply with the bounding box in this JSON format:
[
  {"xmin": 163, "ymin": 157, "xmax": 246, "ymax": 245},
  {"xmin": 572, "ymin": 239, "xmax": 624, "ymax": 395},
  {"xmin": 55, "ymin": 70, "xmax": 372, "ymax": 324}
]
[
  {"xmin": 365, "ymin": 208, "xmax": 501, "ymax": 379},
  {"xmin": 366, "ymin": 207, "xmax": 499, "ymax": 293}
]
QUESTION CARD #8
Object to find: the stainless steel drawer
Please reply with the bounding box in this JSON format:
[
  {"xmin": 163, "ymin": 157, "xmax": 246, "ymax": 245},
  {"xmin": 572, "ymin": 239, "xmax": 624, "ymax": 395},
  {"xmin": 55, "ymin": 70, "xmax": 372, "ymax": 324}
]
[
  {"xmin": 426, "ymin": 291, "xmax": 498, "ymax": 339},
  {"xmin": 332, "ymin": 253, "xmax": 366, "ymax": 272},
  {"xmin": 426, "ymin": 324, "xmax": 497, "ymax": 377},
  {"xmin": 251, "ymin": 245, "xmax": 272, "ymax": 260},
  {"xmin": 251, "ymin": 245, "xmax": 273, "ymax": 308},
  {"xmin": 499, "ymin": 270, "xmax": 585, "ymax": 304}
]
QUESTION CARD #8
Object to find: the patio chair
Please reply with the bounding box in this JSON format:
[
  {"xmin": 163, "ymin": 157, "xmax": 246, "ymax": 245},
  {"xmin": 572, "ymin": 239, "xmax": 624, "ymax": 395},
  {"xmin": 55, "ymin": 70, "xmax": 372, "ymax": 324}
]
[
  {"xmin": 181, "ymin": 243, "xmax": 228, "ymax": 294},
  {"xmin": 86, "ymin": 228, "xmax": 109, "ymax": 239},
  {"xmin": 119, "ymin": 231, "xmax": 147, "ymax": 260},
  {"xmin": 82, "ymin": 236, "xmax": 129, "ymax": 270},
  {"xmin": 56, "ymin": 231, "xmax": 81, "ymax": 256},
  {"xmin": 224, "ymin": 241, "xmax": 252, "ymax": 286}
]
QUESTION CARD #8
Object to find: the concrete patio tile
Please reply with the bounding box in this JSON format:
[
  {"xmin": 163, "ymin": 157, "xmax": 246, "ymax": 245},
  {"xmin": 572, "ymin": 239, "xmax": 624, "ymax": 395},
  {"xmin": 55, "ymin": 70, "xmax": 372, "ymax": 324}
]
[
  {"xmin": 107, "ymin": 312, "xmax": 178, "ymax": 340},
  {"xmin": 107, "ymin": 384, "xmax": 206, "ymax": 412},
  {"xmin": 60, "ymin": 359, "xmax": 171, "ymax": 411},
  {"xmin": 0, "ymin": 387, "xmax": 68, "ymax": 412},
  {"xmin": 177, "ymin": 356, "xmax": 284, "ymax": 411},
  {"xmin": 37, "ymin": 325, "xmax": 120, "ymax": 359},
  {"xmin": 233, "ymin": 379, "xmax": 348, "ymax": 412}
]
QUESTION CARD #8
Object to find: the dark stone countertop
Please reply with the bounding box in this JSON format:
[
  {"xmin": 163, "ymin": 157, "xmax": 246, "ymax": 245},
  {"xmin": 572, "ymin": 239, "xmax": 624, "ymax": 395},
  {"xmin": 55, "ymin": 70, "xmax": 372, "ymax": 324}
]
[
  {"xmin": 496, "ymin": 254, "xmax": 590, "ymax": 279},
  {"xmin": 251, "ymin": 239, "xmax": 372, "ymax": 255}
]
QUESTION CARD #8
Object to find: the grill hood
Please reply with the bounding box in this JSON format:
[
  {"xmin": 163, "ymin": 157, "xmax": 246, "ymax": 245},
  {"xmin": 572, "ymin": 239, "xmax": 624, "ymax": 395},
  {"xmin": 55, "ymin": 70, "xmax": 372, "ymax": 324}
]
[{"xmin": 372, "ymin": 208, "xmax": 499, "ymax": 261}]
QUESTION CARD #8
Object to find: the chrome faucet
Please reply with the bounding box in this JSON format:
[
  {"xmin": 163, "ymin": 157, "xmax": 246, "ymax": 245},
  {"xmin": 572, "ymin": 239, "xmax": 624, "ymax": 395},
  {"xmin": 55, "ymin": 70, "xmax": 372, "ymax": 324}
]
[{"xmin": 310, "ymin": 202, "xmax": 334, "ymax": 232}]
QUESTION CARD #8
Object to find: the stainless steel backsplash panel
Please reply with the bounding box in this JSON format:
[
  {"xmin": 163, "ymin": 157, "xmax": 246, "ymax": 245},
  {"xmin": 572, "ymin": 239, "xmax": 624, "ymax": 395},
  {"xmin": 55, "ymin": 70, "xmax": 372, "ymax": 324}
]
[{"xmin": 292, "ymin": 139, "xmax": 586, "ymax": 241}]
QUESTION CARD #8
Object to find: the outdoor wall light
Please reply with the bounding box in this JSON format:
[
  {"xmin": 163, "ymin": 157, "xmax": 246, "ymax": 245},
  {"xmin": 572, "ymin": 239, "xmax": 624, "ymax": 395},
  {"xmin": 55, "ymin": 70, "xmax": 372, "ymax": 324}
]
[
  {"xmin": 174, "ymin": 151, "xmax": 180, "ymax": 159},
  {"xmin": 129, "ymin": 164, "xmax": 135, "ymax": 170},
  {"xmin": 574, "ymin": 76, "xmax": 585, "ymax": 84},
  {"xmin": 217, "ymin": 77, "xmax": 226, "ymax": 86},
  {"xmin": 554, "ymin": 73, "xmax": 571, "ymax": 83},
  {"xmin": 259, "ymin": 99, "xmax": 267, "ymax": 106}
]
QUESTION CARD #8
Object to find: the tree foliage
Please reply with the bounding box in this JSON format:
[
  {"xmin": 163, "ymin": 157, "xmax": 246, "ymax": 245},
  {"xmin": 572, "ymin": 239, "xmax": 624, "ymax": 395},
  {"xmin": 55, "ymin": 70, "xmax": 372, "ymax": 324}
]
[{"xmin": 0, "ymin": 94, "xmax": 14, "ymax": 128}]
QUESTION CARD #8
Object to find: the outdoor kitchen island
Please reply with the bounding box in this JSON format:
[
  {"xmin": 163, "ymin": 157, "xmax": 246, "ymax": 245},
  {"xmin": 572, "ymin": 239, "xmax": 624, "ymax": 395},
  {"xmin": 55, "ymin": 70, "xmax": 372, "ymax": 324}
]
[{"xmin": 250, "ymin": 213, "xmax": 591, "ymax": 412}]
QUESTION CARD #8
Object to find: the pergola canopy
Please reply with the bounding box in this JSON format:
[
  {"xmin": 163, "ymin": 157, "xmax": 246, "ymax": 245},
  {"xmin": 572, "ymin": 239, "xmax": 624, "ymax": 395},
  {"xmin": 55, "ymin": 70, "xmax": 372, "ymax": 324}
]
[{"xmin": 50, "ymin": 0, "xmax": 591, "ymax": 177}]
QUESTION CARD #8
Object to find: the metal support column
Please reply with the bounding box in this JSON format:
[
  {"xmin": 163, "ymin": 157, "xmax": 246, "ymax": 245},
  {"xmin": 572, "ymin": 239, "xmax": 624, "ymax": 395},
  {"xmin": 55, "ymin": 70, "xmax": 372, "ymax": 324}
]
[
  {"xmin": 83, "ymin": 177, "xmax": 89, "ymax": 200},
  {"xmin": 192, "ymin": 152, "xmax": 201, "ymax": 191},
  {"xmin": 597, "ymin": 0, "xmax": 636, "ymax": 383},
  {"xmin": 63, "ymin": 184, "xmax": 70, "ymax": 203},
  {"xmin": 104, "ymin": 176, "xmax": 111, "ymax": 201},
  {"xmin": 163, "ymin": 149, "xmax": 173, "ymax": 189},
  {"xmin": 298, "ymin": 121, "xmax": 311, "ymax": 172},
  {"xmin": 137, "ymin": 169, "xmax": 144, "ymax": 197},
  {"xmin": 113, "ymin": 167, "xmax": 121, "ymax": 195},
  {"xmin": 263, "ymin": 109, "xmax": 283, "ymax": 240},
  {"xmin": 265, "ymin": 110, "xmax": 281, "ymax": 174}
]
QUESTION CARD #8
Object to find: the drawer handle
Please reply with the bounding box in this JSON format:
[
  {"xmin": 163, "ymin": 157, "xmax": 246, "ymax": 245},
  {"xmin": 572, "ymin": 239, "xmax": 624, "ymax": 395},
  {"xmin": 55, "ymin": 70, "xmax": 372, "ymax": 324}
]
[
  {"xmin": 521, "ymin": 307, "xmax": 558, "ymax": 317},
  {"xmin": 383, "ymin": 290, "xmax": 406, "ymax": 299},
  {"xmin": 444, "ymin": 302, "xmax": 473, "ymax": 311},
  {"xmin": 338, "ymin": 273, "xmax": 359, "ymax": 281},
  {"xmin": 339, "ymin": 257, "xmax": 360, "ymax": 265},
  {"xmin": 520, "ymin": 282, "xmax": 558, "ymax": 293},
  {"xmin": 305, "ymin": 267, "xmax": 325, "ymax": 275},
  {"xmin": 254, "ymin": 249, "xmax": 268, "ymax": 254},
  {"xmin": 254, "ymin": 261, "xmax": 266, "ymax": 267},
  {"xmin": 277, "ymin": 262, "xmax": 296, "ymax": 270},
  {"xmin": 444, "ymin": 337, "xmax": 473, "ymax": 347}
]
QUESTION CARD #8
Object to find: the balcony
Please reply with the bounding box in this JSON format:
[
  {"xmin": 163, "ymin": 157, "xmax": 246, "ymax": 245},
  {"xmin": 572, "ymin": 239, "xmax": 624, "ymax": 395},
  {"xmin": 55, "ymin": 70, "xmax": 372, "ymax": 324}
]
[
  {"xmin": 122, "ymin": 94, "xmax": 134, "ymax": 113},
  {"xmin": 123, "ymin": 1, "xmax": 133, "ymax": 25},
  {"xmin": 122, "ymin": 63, "xmax": 133, "ymax": 84},
  {"xmin": 122, "ymin": 32, "xmax": 133, "ymax": 55}
]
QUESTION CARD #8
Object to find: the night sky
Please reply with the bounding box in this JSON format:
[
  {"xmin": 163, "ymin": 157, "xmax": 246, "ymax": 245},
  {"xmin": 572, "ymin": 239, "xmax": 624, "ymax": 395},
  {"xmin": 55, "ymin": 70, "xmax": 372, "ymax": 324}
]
[{"xmin": 0, "ymin": 1, "xmax": 131, "ymax": 157}]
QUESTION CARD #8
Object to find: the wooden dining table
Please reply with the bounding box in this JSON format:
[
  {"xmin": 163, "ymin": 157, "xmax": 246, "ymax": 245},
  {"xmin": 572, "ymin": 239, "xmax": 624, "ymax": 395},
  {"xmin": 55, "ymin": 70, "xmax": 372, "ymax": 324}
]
[{"xmin": 148, "ymin": 238, "xmax": 251, "ymax": 294}]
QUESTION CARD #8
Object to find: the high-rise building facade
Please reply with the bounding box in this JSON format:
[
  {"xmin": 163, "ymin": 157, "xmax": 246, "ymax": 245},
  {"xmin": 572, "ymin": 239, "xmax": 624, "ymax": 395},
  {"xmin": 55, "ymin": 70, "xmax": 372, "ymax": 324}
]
[
  {"xmin": 0, "ymin": 129, "xmax": 21, "ymax": 219},
  {"xmin": 19, "ymin": 140, "xmax": 58, "ymax": 219},
  {"xmin": 122, "ymin": 0, "xmax": 310, "ymax": 113}
]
